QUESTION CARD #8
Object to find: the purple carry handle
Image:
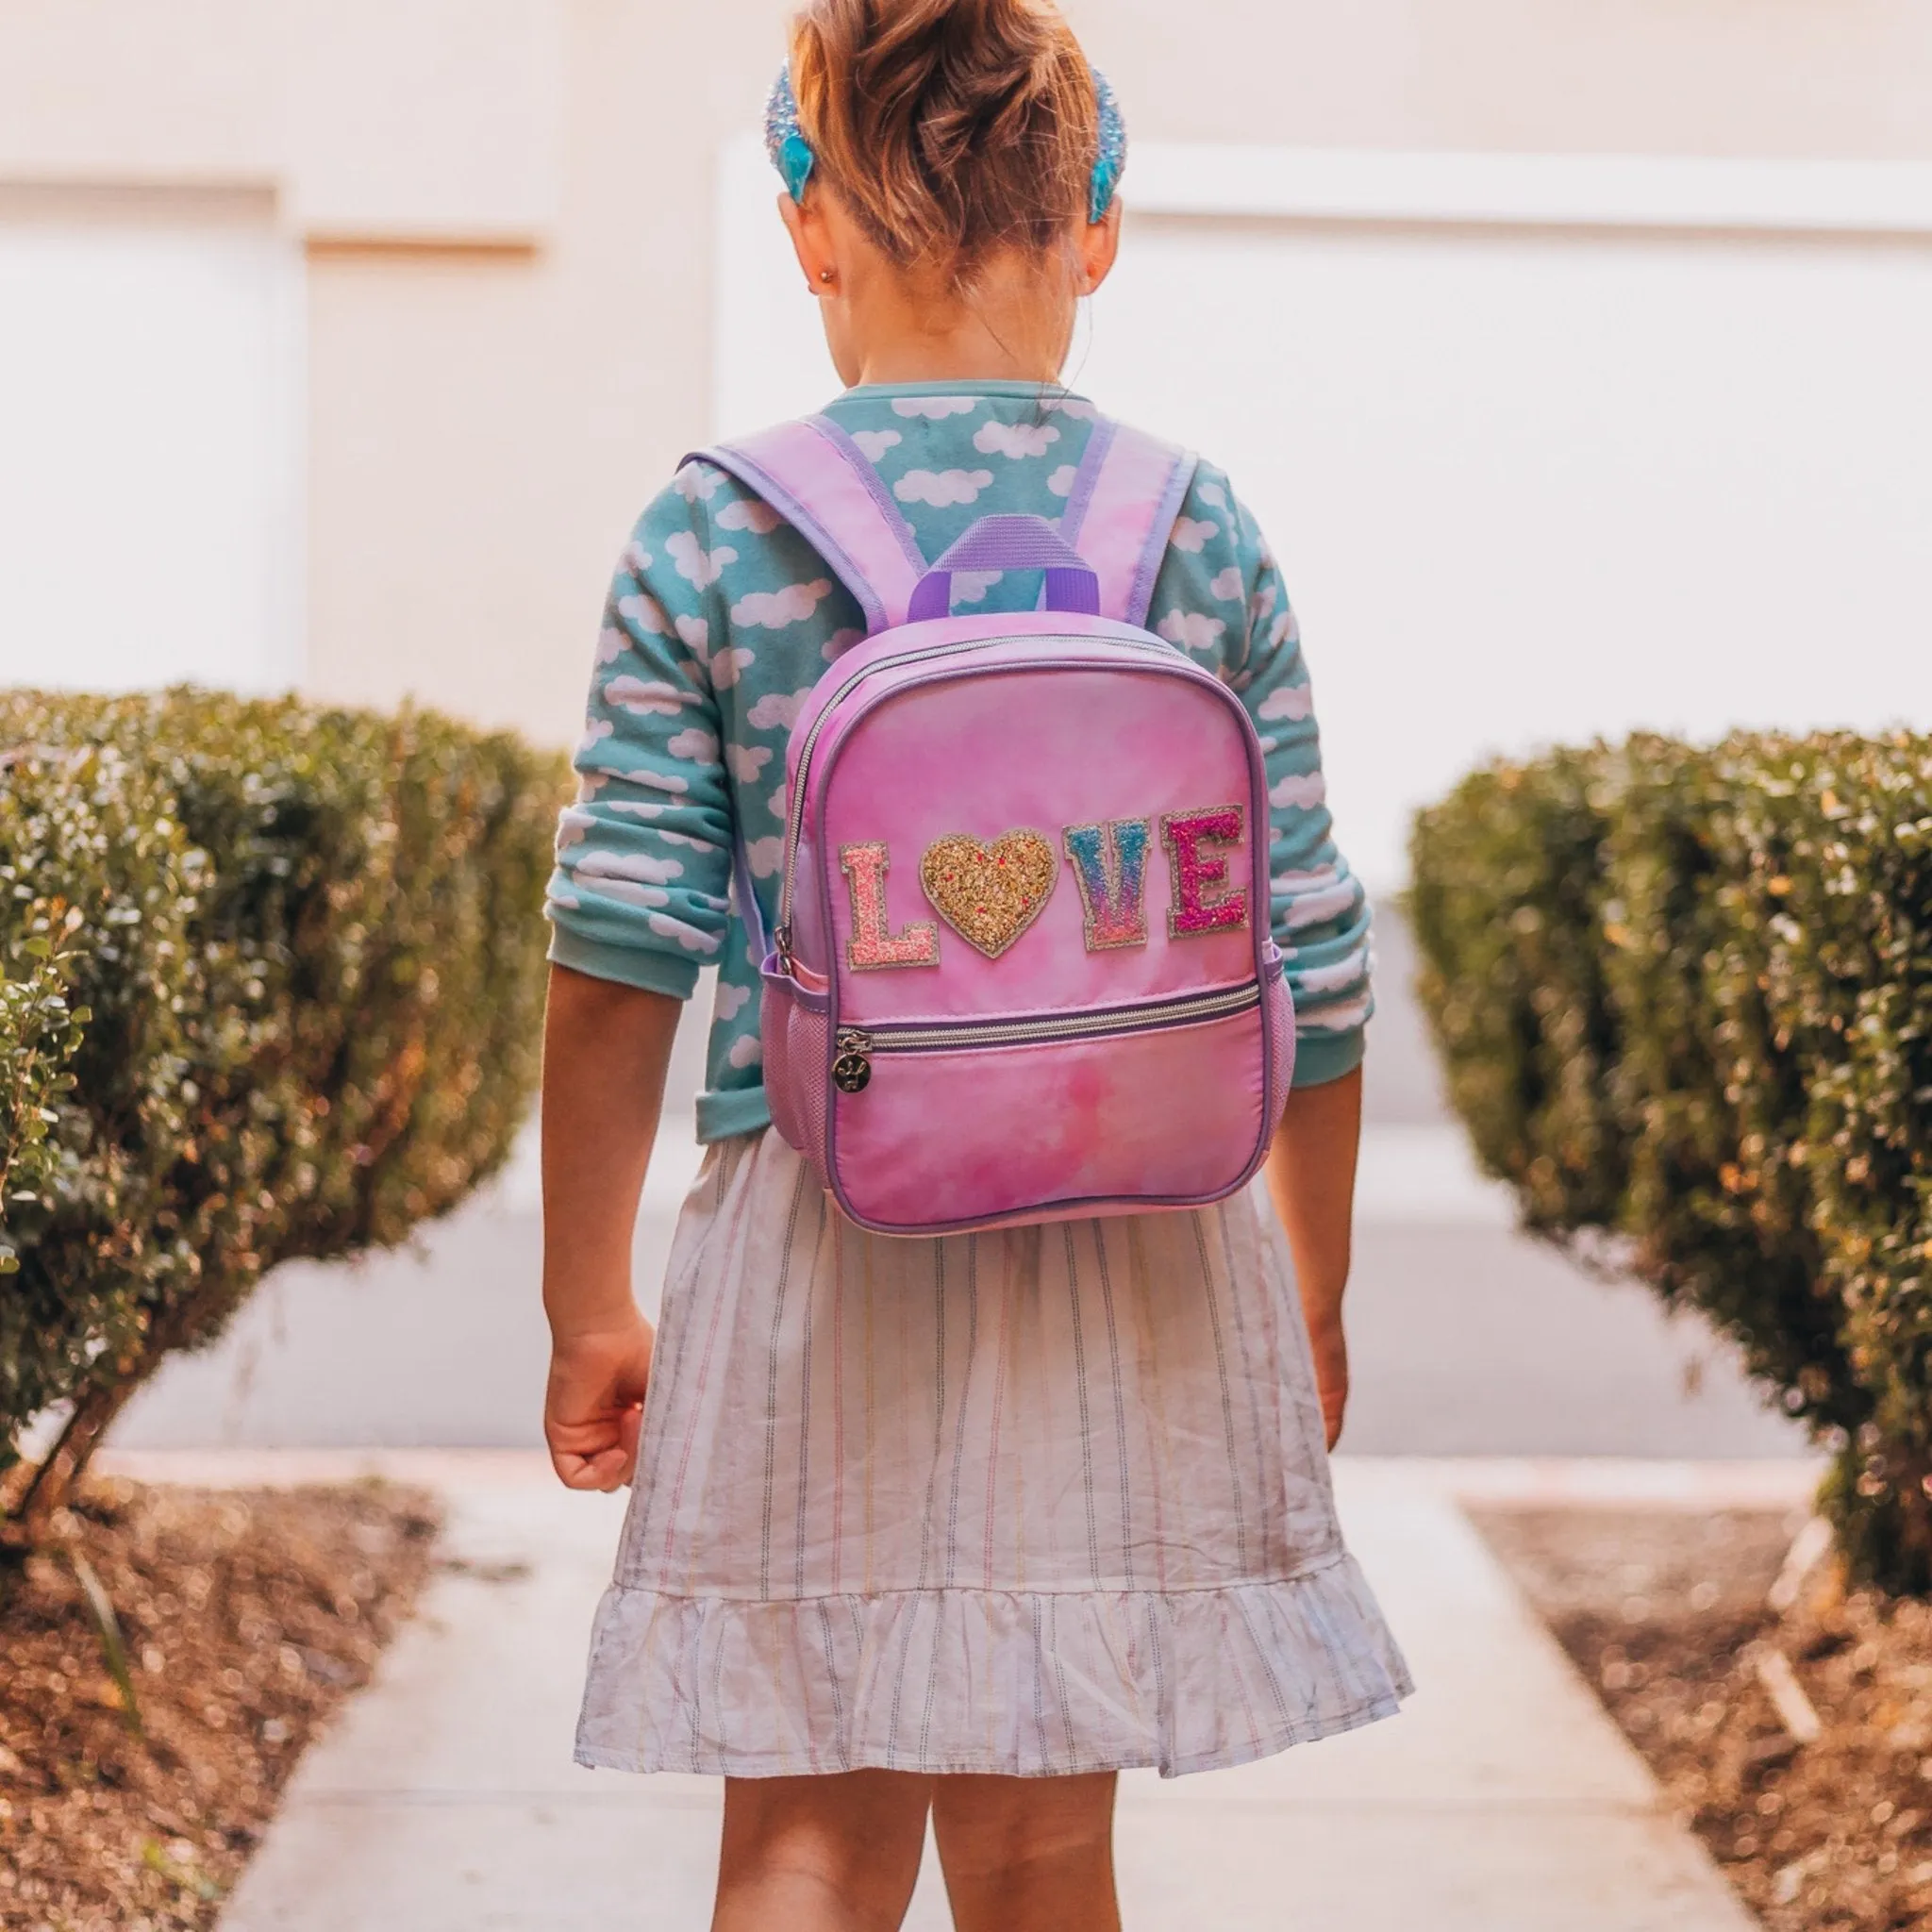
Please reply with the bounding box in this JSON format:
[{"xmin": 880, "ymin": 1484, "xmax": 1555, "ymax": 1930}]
[{"xmin": 907, "ymin": 515, "xmax": 1102, "ymax": 623}]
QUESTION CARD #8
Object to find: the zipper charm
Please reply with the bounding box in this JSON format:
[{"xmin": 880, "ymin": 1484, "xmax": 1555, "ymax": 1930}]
[{"xmin": 833, "ymin": 1028, "xmax": 873, "ymax": 1095}]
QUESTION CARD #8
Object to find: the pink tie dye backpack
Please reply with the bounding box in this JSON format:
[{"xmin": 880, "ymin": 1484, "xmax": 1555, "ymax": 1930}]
[{"xmin": 694, "ymin": 412, "xmax": 1293, "ymax": 1237}]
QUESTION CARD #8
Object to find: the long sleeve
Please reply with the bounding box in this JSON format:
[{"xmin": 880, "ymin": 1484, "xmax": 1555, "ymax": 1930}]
[
  {"xmin": 546, "ymin": 475, "xmax": 740, "ymax": 998},
  {"xmin": 1203, "ymin": 475, "xmax": 1374, "ymax": 1087}
]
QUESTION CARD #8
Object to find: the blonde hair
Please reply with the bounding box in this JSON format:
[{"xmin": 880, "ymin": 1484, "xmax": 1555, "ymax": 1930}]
[{"xmin": 789, "ymin": 0, "xmax": 1100, "ymax": 288}]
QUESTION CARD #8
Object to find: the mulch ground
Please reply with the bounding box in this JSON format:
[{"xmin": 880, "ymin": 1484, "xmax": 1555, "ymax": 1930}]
[
  {"xmin": 1474, "ymin": 1503, "xmax": 1932, "ymax": 1932},
  {"xmin": 0, "ymin": 1479, "xmax": 441, "ymax": 1931}
]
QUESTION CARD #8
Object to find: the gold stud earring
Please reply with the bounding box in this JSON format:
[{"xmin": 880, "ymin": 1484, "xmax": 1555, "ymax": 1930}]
[{"xmin": 818, "ymin": 267, "xmax": 836, "ymax": 284}]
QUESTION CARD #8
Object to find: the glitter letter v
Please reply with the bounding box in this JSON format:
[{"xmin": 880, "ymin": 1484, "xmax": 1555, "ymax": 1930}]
[
  {"xmin": 840, "ymin": 841, "xmax": 941, "ymax": 971},
  {"xmin": 1063, "ymin": 819, "xmax": 1152, "ymax": 951}
]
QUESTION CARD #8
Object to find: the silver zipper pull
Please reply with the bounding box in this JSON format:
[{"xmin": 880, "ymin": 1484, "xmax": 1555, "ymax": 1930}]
[{"xmin": 833, "ymin": 1029, "xmax": 873, "ymax": 1095}]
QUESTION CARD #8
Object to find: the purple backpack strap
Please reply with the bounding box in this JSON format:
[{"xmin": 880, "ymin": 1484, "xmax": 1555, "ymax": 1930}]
[
  {"xmin": 1058, "ymin": 419, "xmax": 1199, "ymax": 629},
  {"xmin": 684, "ymin": 416, "xmax": 926, "ymax": 635}
]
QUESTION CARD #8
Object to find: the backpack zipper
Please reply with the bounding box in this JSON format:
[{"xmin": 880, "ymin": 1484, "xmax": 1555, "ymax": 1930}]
[
  {"xmin": 773, "ymin": 632, "xmax": 1175, "ymax": 965},
  {"xmin": 830, "ymin": 979, "xmax": 1263, "ymax": 1094}
]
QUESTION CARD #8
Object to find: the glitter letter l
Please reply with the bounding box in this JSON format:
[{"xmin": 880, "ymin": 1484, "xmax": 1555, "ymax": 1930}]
[
  {"xmin": 840, "ymin": 841, "xmax": 941, "ymax": 971},
  {"xmin": 1162, "ymin": 806, "xmax": 1251, "ymax": 939},
  {"xmin": 1063, "ymin": 820, "xmax": 1152, "ymax": 951}
]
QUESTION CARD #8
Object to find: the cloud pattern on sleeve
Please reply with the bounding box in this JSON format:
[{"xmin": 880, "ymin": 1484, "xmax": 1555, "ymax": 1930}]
[
  {"xmin": 548, "ymin": 478, "xmax": 741, "ymax": 997},
  {"xmin": 549, "ymin": 397, "xmax": 1373, "ymax": 1137},
  {"xmin": 1142, "ymin": 462, "xmax": 1374, "ymax": 1079}
]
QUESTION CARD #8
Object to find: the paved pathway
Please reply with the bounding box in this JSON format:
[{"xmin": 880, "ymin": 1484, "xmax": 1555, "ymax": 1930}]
[{"xmin": 127, "ymin": 1453, "xmax": 1796, "ymax": 1932}]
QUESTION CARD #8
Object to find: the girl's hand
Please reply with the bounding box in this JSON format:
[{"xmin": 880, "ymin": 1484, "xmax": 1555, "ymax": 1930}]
[
  {"xmin": 545, "ymin": 1315, "xmax": 656, "ymax": 1491},
  {"xmin": 539, "ymin": 968, "xmax": 683, "ymax": 1493},
  {"xmin": 1306, "ymin": 1315, "xmax": 1350, "ymax": 1452},
  {"xmin": 1262, "ymin": 1065, "xmax": 1364, "ymax": 1459}
]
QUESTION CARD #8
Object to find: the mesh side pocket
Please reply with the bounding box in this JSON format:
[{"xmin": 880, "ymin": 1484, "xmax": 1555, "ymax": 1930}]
[
  {"xmin": 792, "ymin": 1006, "xmax": 829, "ymax": 1169},
  {"xmin": 1263, "ymin": 964, "xmax": 1296, "ymax": 1133},
  {"xmin": 760, "ymin": 977, "xmax": 830, "ymax": 1166}
]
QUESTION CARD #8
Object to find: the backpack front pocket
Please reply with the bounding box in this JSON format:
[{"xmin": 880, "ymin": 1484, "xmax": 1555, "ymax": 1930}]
[
  {"xmin": 824, "ymin": 974, "xmax": 1288, "ymax": 1236},
  {"xmin": 829, "ymin": 979, "xmax": 1266, "ymax": 1091}
]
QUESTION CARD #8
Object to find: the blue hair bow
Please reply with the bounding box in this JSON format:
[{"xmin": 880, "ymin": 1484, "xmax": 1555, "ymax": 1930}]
[{"xmin": 765, "ymin": 64, "xmax": 1127, "ymax": 225}]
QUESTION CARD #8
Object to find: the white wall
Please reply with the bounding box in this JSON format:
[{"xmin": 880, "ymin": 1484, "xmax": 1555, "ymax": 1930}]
[
  {"xmin": 716, "ymin": 140, "xmax": 1932, "ymax": 885},
  {"xmin": 0, "ymin": 198, "xmax": 304, "ymax": 695}
]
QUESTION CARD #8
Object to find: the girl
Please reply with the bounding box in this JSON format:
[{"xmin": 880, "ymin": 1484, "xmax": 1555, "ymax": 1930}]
[{"xmin": 541, "ymin": 3, "xmax": 1409, "ymax": 1926}]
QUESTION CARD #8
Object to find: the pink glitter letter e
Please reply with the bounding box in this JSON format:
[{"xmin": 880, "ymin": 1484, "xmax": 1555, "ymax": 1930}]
[{"xmin": 1161, "ymin": 806, "xmax": 1251, "ymax": 939}]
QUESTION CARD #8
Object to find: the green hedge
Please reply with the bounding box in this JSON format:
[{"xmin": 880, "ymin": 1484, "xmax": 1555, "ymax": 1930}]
[
  {"xmin": 0, "ymin": 895, "xmax": 86, "ymax": 1278},
  {"xmin": 0, "ymin": 691, "xmax": 568, "ymax": 1547},
  {"xmin": 1412, "ymin": 731, "xmax": 1932, "ymax": 1595}
]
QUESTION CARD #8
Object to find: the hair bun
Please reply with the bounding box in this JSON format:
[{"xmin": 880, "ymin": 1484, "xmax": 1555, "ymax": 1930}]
[{"xmin": 790, "ymin": 0, "xmax": 1102, "ymax": 286}]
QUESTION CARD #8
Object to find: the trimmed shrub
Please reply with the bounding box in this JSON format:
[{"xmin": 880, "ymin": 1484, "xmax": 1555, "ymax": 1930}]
[
  {"xmin": 0, "ymin": 691, "xmax": 568, "ymax": 1548},
  {"xmin": 1412, "ymin": 731, "xmax": 1932, "ymax": 1596},
  {"xmin": 0, "ymin": 909, "xmax": 86, "ymax": 1278}
]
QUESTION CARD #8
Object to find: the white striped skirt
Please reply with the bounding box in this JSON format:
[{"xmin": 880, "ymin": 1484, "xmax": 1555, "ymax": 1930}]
[{"xmin": 575, "ymin": 1129, "xmax": 1411, "ymax": 1779}]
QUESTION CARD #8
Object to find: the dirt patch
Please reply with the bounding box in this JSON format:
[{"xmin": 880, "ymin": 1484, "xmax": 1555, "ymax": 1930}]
[
  {"xmin": 0, "ymin": 1479, "xmax": 440, "ymax": 1931},
  {"xmin": 1474, "ymin": 1503, "xmax": 1932, "ymax": 1932}
]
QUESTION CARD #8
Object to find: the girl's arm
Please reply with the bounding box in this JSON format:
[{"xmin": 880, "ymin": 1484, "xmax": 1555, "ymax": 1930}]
[
  {"xmin": 540, "ymin": 470, "xmax": 744, "ymax": 1489},
  {"xmin": 1197, "ymin": 471, "xmax": 1369, "ymax": 1448},
  {"xmin": 540, "ymin": 964, "xmax": 682, "ymax": 1491},
  {"xmin": 1264, "ymin": 1065, "xmax": 1363, "ymax": 1451}
]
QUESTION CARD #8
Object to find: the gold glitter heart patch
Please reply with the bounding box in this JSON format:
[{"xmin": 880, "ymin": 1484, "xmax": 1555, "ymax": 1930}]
[{"xmin": 919, "ymin": 830, "xmax": 1058, "ymax": 959}]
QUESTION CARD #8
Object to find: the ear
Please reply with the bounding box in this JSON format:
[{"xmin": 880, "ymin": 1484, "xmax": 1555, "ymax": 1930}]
[
  {"xmin": 1077, "ymin": 200, "xmax": 1124, "ymax": 297},
  {"xmin": 777, "ymin": 192, "xmax": 835, "ymax": 292}
]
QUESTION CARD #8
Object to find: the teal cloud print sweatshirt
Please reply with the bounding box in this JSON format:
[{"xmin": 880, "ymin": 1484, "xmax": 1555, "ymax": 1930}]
[{"xmin": 547, "ymin": 382, "xmax": 1374, "ymax": 1143}]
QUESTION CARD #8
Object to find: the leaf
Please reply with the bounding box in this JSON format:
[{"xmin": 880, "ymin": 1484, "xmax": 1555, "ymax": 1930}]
[
  {"xmin": 141, "ymin": 1839, "xmax": 224, "ymax": 1903},
  {"xmin": 67, "ymin": 1546, "xmax": 142, "ymax": 1739}
]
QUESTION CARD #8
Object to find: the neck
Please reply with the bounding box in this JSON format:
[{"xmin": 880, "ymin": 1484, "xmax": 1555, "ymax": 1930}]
[
  {"xmin": 861, "ymin": 325, "xmax": 1066, "ymax": 384},
  {"xmin": 842, "ymin": 254, "xmax": 1073, "ymax": 388},
  {"xmin": 852, "ymin": 315, "xmax": 1062, "ymax": 388},
  {"xmin": 856, "ymin": 341, "xmax": 1057, "ymax": 385}
]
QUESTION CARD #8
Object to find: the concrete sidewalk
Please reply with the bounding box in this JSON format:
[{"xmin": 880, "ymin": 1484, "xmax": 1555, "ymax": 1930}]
[{"xmin": 103, "ymin": 1452, "xmax": 1806, "ymax": 1932}]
